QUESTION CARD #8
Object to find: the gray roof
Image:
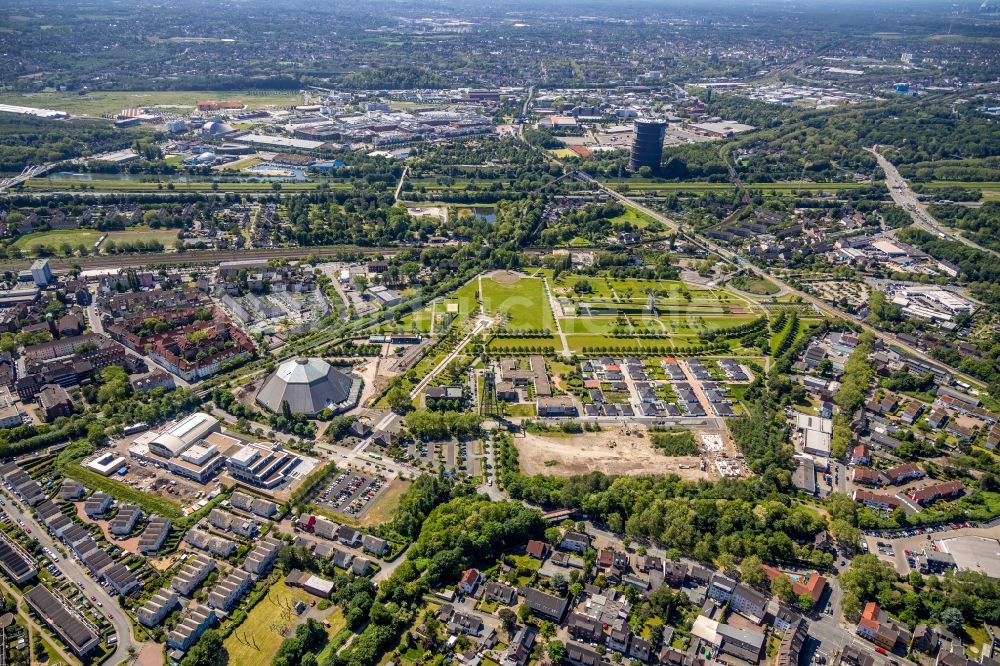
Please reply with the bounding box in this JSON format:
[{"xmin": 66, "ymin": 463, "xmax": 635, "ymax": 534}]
[{"xmin": 256, "ymin": 358, "xmax": 356, "ymax": 416}]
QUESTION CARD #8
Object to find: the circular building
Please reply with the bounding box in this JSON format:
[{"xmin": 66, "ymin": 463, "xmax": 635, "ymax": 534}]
[{"xmin": 256, "ymin": 358, "xmax": 361, "ymax": 417}]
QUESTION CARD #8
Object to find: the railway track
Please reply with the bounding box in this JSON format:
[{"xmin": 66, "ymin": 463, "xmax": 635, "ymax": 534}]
[{"xmin": 0, "ymin": 245, "xmax": 397, "ymax": 272}]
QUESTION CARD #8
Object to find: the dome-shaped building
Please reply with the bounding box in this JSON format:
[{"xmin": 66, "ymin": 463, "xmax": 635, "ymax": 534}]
[
  {"xmin": 256, "ymin": 358, "xmax": 361, "ymax": 416},
  {"xmin": 201, "ymin": 120, "xmax": 235, "ymax": 136}
]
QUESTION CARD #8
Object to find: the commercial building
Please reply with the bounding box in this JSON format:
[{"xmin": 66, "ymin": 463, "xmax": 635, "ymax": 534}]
[
  {"xmin": 129, "ymin": 412, "xmax": 230, "ymax": 483},
  {"xmin": 225, "ymin": 441, "xmax": 303, "ymax": 491},
  {"xmin": 629, "ymin": 118, "xmax": 666, "ymax": 172}
]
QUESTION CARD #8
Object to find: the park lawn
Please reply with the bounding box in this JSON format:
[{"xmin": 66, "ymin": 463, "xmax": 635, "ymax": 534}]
[
  {"xmin": 559, "ymin": 317, "xmax": 623, "ymax": 335},
  {"xmin": 507, "ymin": 403, "xmax": 537, "ymax": 417},
  {"xmin": 224, "ymin": 580, "xmax": 314, "ymax": 666},
  {"xmin": 11, "ymin": 228, "xmax": 103, "ymax": 252},
  {"xmin": 223, "ymin": 156, "xmax": 264, "ymax": 171},
  {"xmin": 487, "ymin": 336, "xmax": 560, "ymax": 351},
  {"xmin": 12, "ymin": 227, "xmax": 180, "ymax": 255},
  {"xmin": 395, "ymin": 307, "xmax": 434, "ymax": 335},
  {"xmin": 450, "ymin": 278, "xmax": 482, "ymax": 320},
  {"xmin": 63, "ymin": 464, "xmax": 183, "ymax": 520},
  {"xmin": 0, "ymin": 89, "xmax": 303, "ymax": 116},
  {"xmin": 731, "ymin": 277, "xmax": 780, "ymax": 295},
  {"xmin": 480, "ymin": 275, "xmax": 554, "ymax": 330},
  {"xmin": 609, "ymin": 206, "xmax": 659, "ymax": 229},
  {"xmin": 964, "ymin": 625, "xmax": 989, "ymax": 657}
]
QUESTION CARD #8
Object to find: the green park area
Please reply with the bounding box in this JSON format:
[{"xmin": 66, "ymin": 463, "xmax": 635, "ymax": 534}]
[
  {"xmin": 10, "ymin": 227, "xmax": 180, "ymax": 254},
  {"xmin": 224, "ymin": 580, "xmax": 331, "ymax": 666},
  {"xmin": 479, "ymin": 273, "xmax": 554, "ymax": 330}
]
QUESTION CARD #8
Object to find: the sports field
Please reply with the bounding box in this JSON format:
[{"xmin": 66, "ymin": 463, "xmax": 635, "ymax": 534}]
[{"xmin": 11, "ymin": 227, "xmax": 180, "ymax": 254}]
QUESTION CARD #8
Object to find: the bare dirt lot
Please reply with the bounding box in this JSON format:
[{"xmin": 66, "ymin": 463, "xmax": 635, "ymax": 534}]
[{"xmin": 515, "ymin": 427, "xmax": 712, "ymax": 480}]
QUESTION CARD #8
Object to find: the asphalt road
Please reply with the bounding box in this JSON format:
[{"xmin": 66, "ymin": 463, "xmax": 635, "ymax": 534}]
[
  {"xmin": 1, "ymin": 490, "xmax": 139, "ymax": 665},
  {"xmin": 870, "ymin": 148, "xmax": 999, "ymax": 259}
]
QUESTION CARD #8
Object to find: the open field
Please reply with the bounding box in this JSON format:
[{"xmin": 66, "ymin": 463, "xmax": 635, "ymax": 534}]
[
  {"xmin": 0, "ymin": 89, "xmax": 303, "ymax": 116},
  {"xmin": 354, "ymin": 478, "xmax": 410, "ymax": 528},
  {"xmin": 609, "ymin": 207, "xmax": 659, "ymax": 229},
  {"xmin": 480, "ymin": 271, "xmax": 554, "ymax": 330},
  {"xmin": 11, "ymin": 227, "xmax": 179, "ymax": 253},
  {"xmin": 515, "ymin": 427, "xmax": 712, "ymax": 479},
  {"xmin": 63, "ymin": 464, "xmax": 184, "ymax": 520},
  {"xmin": 224, "ymin": 580, "xmax": 313, "ymax": 666}
]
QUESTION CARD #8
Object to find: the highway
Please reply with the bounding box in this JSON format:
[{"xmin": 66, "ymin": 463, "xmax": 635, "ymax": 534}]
[
  {"xmin": 869, "ymin": 148, "xmax": 999, "ymax": 259},
  {"xmin": 1, "ymin": 490, "xmax": 139, "ymax": 665}
]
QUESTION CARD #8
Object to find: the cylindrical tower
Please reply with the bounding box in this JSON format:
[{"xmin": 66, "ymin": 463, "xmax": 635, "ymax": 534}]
[{"xmin": 629, "ymin": 118, "xmax": 666, "ymax": 172}]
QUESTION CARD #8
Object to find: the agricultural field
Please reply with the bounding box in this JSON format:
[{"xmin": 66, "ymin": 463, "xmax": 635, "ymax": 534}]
[
  {"xmin": 0, "ymin": 89, "xmax": 303, "ymax": 117},
  {"xmin": 10, "ymin": 227, "xmax": 180, "ymax": 253}
]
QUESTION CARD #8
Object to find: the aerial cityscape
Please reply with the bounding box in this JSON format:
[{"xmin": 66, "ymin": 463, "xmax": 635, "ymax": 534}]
[{"xmin": 0, "ymin": 1, "xmax": 998, "ymax": 666}]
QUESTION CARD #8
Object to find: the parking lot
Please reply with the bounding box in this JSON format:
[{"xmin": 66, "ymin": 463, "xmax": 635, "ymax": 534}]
[
  {"xmin": 404, "ymin": 439, "xmax": 483, "ymax": 480},
  {"xmin": 315, "ymin": 470, "xmax": 387, "ymax": 518},
  {"xmin": 862, "ymin": 520, "xmax": 982, "ymax": 573}
]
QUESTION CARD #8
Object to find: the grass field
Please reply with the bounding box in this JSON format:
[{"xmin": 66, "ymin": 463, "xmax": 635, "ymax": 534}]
[
  {"xmin": 355, "ymin": 478, "xmax": 410, "ymax": 528},
  {"xmin": 11, "ymin": 227, "xmax": 180, "ymax": 253},
  {"xmin": 0, "ymin": 89, "xmax": 302, "ymax": 116},
  {"xmin": 480, "ymin": 273, "xmax": 554, "ymax": 330},
  {"xmin": 609, "ymin": 207, "xmax": 660, "ymax": 229},
  {"xmin": 224, "ymin": 580, "xmax": 313, "ymax": 665},
  {"xmin": 63, "ymin": 464, "xmax": 183, "ymax": 520}
]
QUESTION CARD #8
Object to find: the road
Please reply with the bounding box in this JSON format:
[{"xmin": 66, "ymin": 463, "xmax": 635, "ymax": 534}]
[
  {"xmin": 870, "ymin": 148, "xmax": 999, "ymax": 259},
  {"xmin": 587, "ymin": 175, "xmax": 986, "ymax": 391},
  {"xmin": 85, "ymin": 296, "xmax": 192, "ymax": 389},
  {"xmin": 541, "ymin": 277, "xmax": 571, "ymax": 357},
  {"xmin": 393, "ymin": 165, "xmax": 409, "ymax": 203},
  {"xmin": 1, "ymin": 490, "xmax": 140, "ymax": 665},
  {"xmin": 0, "ymin": 163, "xmax": 56, "ymax": 192}
]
